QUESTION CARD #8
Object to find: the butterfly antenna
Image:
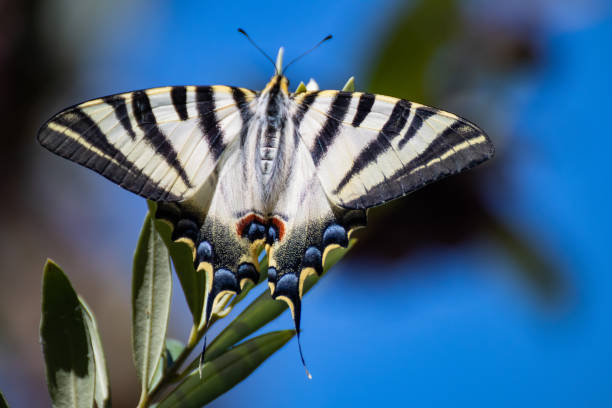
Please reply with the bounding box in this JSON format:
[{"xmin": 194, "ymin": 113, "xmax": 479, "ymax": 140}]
[
  {"xmin": 238, "ymin": 28, "xmax": 277, "ymax": 74},
  {"xmin": 283, "ymin": 34, "xmax": 333, "ymax": 74}
]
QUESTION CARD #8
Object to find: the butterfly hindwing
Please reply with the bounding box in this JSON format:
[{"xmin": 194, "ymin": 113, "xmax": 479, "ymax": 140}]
[
  {"xmin": 266, "ymin": 140, "xmax": 366, "ymax": 335},
  {"xmin": 37, "ymin": 85, "xmax": 256, "ymax": 201},
  {"xmin": 291, "ymin": 90, "xmax": 494, "ymax": 209},
  {"xmin": 155, "ymin": 139, "xmax": 266, "ymax": 326}
]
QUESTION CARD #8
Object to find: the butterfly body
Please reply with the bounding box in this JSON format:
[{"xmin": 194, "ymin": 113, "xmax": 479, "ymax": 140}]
[
  {"xmin": 250, "ymin": 75, "xmax": 292, "ymax": 197},
  {"xmin": 37, "ymin": 48, "xmax": 494, "ymax": 355}
]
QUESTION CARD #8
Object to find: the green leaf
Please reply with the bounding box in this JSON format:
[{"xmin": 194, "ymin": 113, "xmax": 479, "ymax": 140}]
[
  {"xmin": 150, "ymin": 337, "xmax": 186, "ymax": 392},
  {"xmin": 148, "ymin": 201, "xmax": 204, "ymax": 325},
  {"xmin": 0, "ymin": 390, "xmax": 9, "ymax": 408},
  {"xmin": 79, "ymin": 298, "xmax": 111, "ymax": 408},
  {"xmin": 341, "ymin": 76, "xmax": 355, "ymax": 91},
  {"xmin": 158, "ymin": 330, "xmax": 294, "ymax": 408},
  {"xmin": 294, "ymin": 81, "xmax": 307, "ymax": 94},
  {"xmin": 132, "ymin": 213, "xmax": 173, "ymax": 400},
  {"xmin": 204, "ymin": 240, "xmax": 356, "ymax": 362},
  {"xmin": 203, "ymin": 291, "xmax": 284, "ymax": 364},
  {"xmin": 40, "ymin": 259, "xmax": 95, "ymax": 408},
  {"xmin": 165, "ymin": 338, "xmax": 185, "ymax": 369},
  {"xmin": 368, "ymin": 0, "xmax": 459, "ymax": 103}
]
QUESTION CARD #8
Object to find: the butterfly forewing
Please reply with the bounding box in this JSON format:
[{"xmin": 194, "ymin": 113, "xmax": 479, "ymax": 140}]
[
  {"xmin": 37, "ymin": 85, "xmax": 256, "ymax": 201},
  {"xmin": 292, "ymin": 90, "xmax": 494, "ymax": 209}
]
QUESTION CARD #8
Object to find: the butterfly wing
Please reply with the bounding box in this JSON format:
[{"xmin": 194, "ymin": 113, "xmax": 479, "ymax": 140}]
[
  {"xmin": 163, "ymin": 138, "xmax": 266, "ymax": 327},
  {"xmin": 291, "ymin": 91, "xmax": 495, "ymax": 209},
  {"xmin": 263, "ymin": 89, "xmax": 494, "ymax": 354},
  {"xmin": 265, "ymin": 135, "xmax": 366, "ymax": 369},
  {"xmin": 37, "ymin": 85, "xmax": 256, "ymax": 201},
  {"xmin": 38, "ymin": 84, "xmax": 260, "ymax": 326}
]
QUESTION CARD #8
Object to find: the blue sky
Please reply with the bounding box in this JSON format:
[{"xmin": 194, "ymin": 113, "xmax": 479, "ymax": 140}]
[{"xmin": 32, "ymin": 1, "xmax": 612, "ymax": 406}]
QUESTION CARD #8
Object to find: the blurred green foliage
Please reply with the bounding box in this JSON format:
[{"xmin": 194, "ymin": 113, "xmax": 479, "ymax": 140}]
[
  {"xmin": 368, "ymin": 0, "xmax": 458, "ymax": 103},
  {"xmin": 361, "ymin": 0, "xmax": 562, "ymax": 300},
  {"xmin": 40, "ymin": 205, "xmax": 354, "ymax": 407}
]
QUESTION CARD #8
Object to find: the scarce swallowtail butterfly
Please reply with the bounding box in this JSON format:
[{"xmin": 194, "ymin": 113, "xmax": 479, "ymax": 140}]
[{"xmin": 37, "ymin": 40, "xmax": 494, "ymax": 374}]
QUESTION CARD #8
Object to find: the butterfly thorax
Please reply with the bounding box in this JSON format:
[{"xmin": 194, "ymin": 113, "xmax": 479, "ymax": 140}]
[{"xmin": 252, "ymin": 75, "xmax": 291, "ymax": 192}]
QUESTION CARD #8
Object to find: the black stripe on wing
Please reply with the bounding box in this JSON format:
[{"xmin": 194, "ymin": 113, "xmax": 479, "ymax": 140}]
[
  {"xmin": 292, "ymin": 92, "xmax": 318, "ymax": 147},
  {"xmin": 103, "ymin": 95, "xmax": 136, "ymax": 140},
  {"xmin": 195, "ymin": 86, "xmax": 226, "ymax": 160},
  {"xmin": 397, "ymin": 107, "xmax": 436, "ymax": 149},
  {"xmin": 232, "ymin": 87, "xmax": 254, "ymax": 148},
  {"xmin": 311, "ymin": 92, "xmax": 352, "ymax": 166},
  {"xmin": 343, "ymin": 118, "xmax": 494, "ymax": 209},
  {"xmin": 171, "ymin": 86, "xmax": 189, "ymax": 121},
  {"xmin": 132, "ymin": 90, "xmax": 192, "ymax": 188},
  {"xmin": 293, "ymin": 92, "xmax": 318, "ymax": 128},
  {"xmin": 407, "ymin": 121, "xmax": 486, "ymax": 172},
  {"xmin": 351, "ymin": 93, "xmax": 375, "ymax": 127},
  {"xmin": 37, "ymin": 108, "xmax": 179, "ymax": 201},
  {"xmin": 334, "ymin": 99, "xmax": 412, "ymax": 194}
]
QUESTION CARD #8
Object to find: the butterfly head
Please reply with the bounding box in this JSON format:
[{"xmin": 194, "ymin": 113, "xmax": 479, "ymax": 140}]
[
  {"xmin": 262, "ymin": 75, "xmax": 290, "ymax": 96},
  {"xmin": 262, "ymin": 48, "xmax": 290, "ymax": 95}
]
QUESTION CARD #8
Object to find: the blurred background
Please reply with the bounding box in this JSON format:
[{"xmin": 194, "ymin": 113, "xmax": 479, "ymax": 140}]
[{"xmin": 1, "ymin": 0, "xmax": 611, "ymax": 406}]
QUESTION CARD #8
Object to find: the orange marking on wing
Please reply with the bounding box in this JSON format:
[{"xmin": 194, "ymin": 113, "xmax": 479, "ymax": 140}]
[
  {"xmin": 269, "ymin": 217, "xmax": 286, "ymax": 241},
  {"xmin": 236, "ymin": 213, "xmax": 265, "ymax": 237}
]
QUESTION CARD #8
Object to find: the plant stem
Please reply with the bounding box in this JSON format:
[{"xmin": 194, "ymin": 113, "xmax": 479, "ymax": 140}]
[
  {"xmin": 146, "ymin": 323, "xmax": 209, "ymax": 404},
  {"xmin": 145, "ymin": 276, "xmax": 254, "ymax": 405},
  {"xmin": 136, "ymin": 392, "xmax": 148, "ymax": 408}
]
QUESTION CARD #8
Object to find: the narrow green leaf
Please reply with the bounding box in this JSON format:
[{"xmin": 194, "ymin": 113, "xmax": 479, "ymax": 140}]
[
  {"xmin": 40, "ymin": 259, "xmax": 95, "ymax": 408},
  {"xmin": 294, "ymin": 81, "xmax": 307, "ymax": 94},
  {"xmin": 150, "ymin": 337, "xmax": 186, "ymax": 392},
  {"xmin": 165, "ymin": 338, "xmax": 185, "ymax": 369},
  {"xmin": 204, "ymin": 240, "xmax": 356, "ymax": 362},
  {"xmin": 79, "ymin": 298, "xmax": 111, "ymax": 408},
  {"xmin": 132, "ymin": 213, "xmax": 173, "ymax": 397},
  {"xmin": 158, "ymin": 330, "xmax": 294, "ymax": 408},
  {"xmin": 0, "ymin": 390, "xmax": 9, "ymax": 408},
  {"xmin": 341, "ymin": 76, "xmax": 355, "ymax": 91},
  {"xmin": 148, "ymin": 201, "xmax": 204, "ymax": 324},
  {"xmin": 149, "ymin": 354, "xmax": 165, "ymax": 394},
  {"xmin": 204, "ymin": 290, "xmax": 284, "ymax": 363}
]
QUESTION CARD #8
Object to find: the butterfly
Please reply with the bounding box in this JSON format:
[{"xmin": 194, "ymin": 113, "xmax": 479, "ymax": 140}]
[{"xmin": 37, "ymin": 43, "xmax": 494, "ymax": 371}]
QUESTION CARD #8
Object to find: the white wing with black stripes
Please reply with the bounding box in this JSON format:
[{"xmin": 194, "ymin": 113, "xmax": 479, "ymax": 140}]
[
  {"xmin": 38, "ymin": 50, "xmax": 494, "ymax": 376},
  {"xmin": 291, "ymin": 90, "xmax": 494, "ymax": 209},
  {"xmin": 38, "ymin": 85, "xmax": 256, "ymax": 201}
]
